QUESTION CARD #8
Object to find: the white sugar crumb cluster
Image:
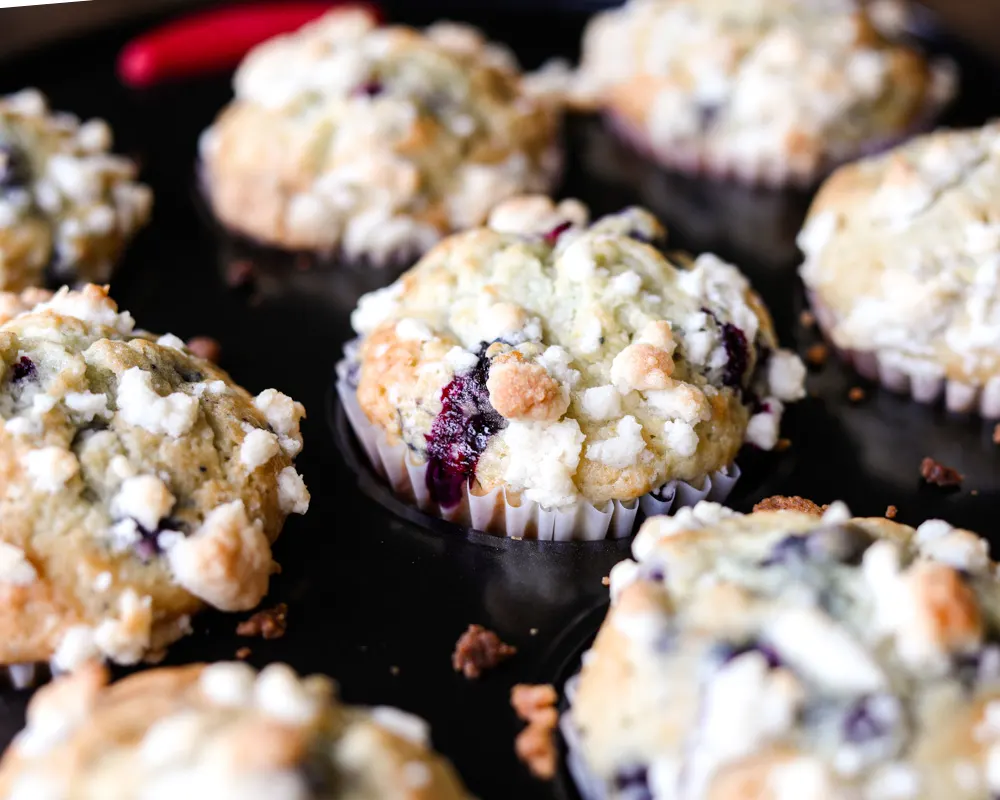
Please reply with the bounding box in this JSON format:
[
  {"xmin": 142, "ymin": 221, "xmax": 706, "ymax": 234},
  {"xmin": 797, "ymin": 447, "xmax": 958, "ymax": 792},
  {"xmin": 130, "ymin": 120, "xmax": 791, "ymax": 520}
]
[
  {"xmin": 352, "ymin": 195, "xmax": 804, "ymax": 510},
  {"xmin": 116, "ymin": 368, "xmax": 199, "ymax": 438},
  {"xmin": 579, "ymin": 502, "xmax": 1000, "ymax": 799}
]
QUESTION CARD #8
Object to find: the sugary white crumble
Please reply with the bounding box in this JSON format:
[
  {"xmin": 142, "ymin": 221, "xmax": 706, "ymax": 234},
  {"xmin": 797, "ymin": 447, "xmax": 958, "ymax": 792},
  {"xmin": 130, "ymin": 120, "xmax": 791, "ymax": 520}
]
[
  {"xmin": 156, "ymin": 334, "xmax": 187, "ymax": 352},
  {"xmin": 370, "ymin": 706, "xmax": 430, "ymax": 746},
  {"xmin": 253, "ymin": 389, "xmax": 305, "ymax": 456},
  {"xmin": 0, "ymin": 543, "xmax": 37, "ymax": 586},
  {"xmin": 501, "ymin": 418, "xmax": 585, "ymax": 508},
  {"xmin": 586, "ymin": 415, "xmax": 647, "ymax": 468},
  {"xmin": 395, "ymin": 318, "xmax": 435, "ymax": 342},
  {"xmin": 579, "ymin": 385, "xmax": 622, "ymax": 420},
  {"xmin": 254, "ymin": 663, "xmax": 322, "ymax": 725},
  {"xmin": 116, "ymin": 368, "xmax": 199, "ymax": 438},
  {"xmin": 23, "ymin": 446, "xmax": 79, "ymax": 493},
  {"xmin": 199, "ymin": 661, "xmax": 256, "ymax": 708},
  {"xmin": 277, "ymin": 467, "xmax": 310, "ymax": 515},
  {"xmin": 240, "ymin": 428, "xmax": 280, "ymax": 471},
  {"xmin": 111, "ymin": 475, "xmax": 175, "ymax": 532},
  {"xmin": 64, "ymin": 391, "xmax": 110, "ymax": 421}
]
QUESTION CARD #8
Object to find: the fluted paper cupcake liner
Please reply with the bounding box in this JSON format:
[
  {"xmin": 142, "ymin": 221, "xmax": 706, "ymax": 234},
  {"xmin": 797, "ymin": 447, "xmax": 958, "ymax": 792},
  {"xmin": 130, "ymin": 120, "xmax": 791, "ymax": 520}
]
[
  {"xmin": 808, "ymin": 293, "xmax": 1000, "ymax": 418},
  {"xmin": 605, "ymin": 59, "xmax": 956, "ymax": 189},
  {"xmin": 335, "ymin": 352, "xmax": 739, "ymax": 541},
  {"xmin": 560, "ymin": 674, "xmax": 607, "ymax": 800}
]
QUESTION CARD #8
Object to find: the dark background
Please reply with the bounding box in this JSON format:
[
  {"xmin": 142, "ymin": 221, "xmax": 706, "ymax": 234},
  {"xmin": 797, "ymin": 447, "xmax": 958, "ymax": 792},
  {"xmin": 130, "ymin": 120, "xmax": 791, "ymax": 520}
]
[{"xmin": 0, "ymin": 2, "xmax": 999, "ymax": 799}]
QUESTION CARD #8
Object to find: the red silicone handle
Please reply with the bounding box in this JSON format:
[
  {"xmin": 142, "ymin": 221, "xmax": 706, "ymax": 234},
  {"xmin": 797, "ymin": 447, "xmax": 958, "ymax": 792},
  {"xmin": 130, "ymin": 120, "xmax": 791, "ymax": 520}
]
[{"xmin": 118, "ymin": 2, "xmax": 380, "ymax": 88}]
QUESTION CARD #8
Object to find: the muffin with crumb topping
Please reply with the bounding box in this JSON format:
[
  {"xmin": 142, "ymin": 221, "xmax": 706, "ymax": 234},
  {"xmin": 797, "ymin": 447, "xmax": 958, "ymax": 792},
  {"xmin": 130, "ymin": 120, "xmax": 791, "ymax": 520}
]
[
  {"xmin": 338, "ymin": 195, "xmax": 804, "ymax": 540},
  {"xmin": 563, "ymin": 500, "xmax": 1000, "ymax": 800},
  {"xmin": 0, "ymin": 89, "xmax": 151, "ymax": 290},
  {"xmin": 539, "ymin": 0, "xmax": 954, "ymax": 186},
  {"xmin": 0, "ymin": 661, "xmax": 470, "ymax": 799},
  {"xmin": 200, "ymin": 7, "xmax": 561, "ymax": 267}
]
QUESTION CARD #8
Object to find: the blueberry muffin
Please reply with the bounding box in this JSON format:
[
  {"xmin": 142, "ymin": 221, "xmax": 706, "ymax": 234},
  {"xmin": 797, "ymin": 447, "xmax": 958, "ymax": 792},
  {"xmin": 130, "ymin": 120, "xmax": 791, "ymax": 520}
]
[
  {"xmin": 564, "ymin": 501, "xmax": 1000, "ymax": 799},
  {"xmin": 799, "ymin": 122, "xmax": 1000, "ymax": 415},
  {"xmin": 0, "ymin": 89, "xmax": 152, "ymax": 290},
  {"xmin": 0, "ymin": 285, "xmax": 309, "ymax": 675},
  {"xmin": 200, "ymin": 8, "xmax": 561, "ymax": 266},
  {"xmin": 0, "ymin": 661, "xmax": 469, "ymax": 799},
  {"xmin": 555, "ymin": 0, "xmax": 954, "ymax": 186},
  {"xmin": 341, "ymin": 196, "xmax": 804, "ymax": 538}
]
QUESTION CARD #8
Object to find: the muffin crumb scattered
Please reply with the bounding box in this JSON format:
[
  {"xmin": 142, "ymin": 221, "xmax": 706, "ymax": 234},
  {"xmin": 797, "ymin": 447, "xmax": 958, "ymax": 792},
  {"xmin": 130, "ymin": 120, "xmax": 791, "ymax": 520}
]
[
  {"xmin": 753, "ymin": 495, "xmax": 827, "ymax": 516},
  {"xmin": 452, "ymin": 624, "xmax": 516, "ymax": 679},
  {"xmin": 236, "ymin": 603, "xmax": 288, "ymax": 639},
  {"xmin": 529, "ymin": 628, "xmax": 539, "ymax": 636},
  {"xmin": 235, "ymin": 646, "xmax": 251, "ymax": 659},
  {"xmin": 993, "ymin": 424, "xmax": 1000, "ymax": 444},
  {"xmin": 799, "ymin": 310, "xmax": 816, "ymax": 328},
  {"xmin": 886, "ymin": 505, "xmax": 898, "ymax": 519},
  {"xmin": 511, "ymin": 684, "xmax": 558, "ymax": 780},
  {"xmin": 805, "ymin": 343, "xmax": 828, "ymax": 367},
  {"xmin": 774, "ymin": 438, "xmax": 792, "ymax": 452},
  {"xmin": 225, "ymin": 259, "xmax": 255, "ymax": 287},
  {"xmin": 920, "ymin": 457, "xmax": 963, "ymax": 488},
  {"xmin": 390, "ymin": 665, "xmax": 400, "ymax": 676},
  {"xmin": 187, "ymin": 336, "xmax": 222, "ymax": 363},
  {"xmin": 848, "ymin": 386, "xmax": 866, "ymax": 402},
  {"xmin": 601, "ymin": 576, "xmax": 610, "ymax": 586}
]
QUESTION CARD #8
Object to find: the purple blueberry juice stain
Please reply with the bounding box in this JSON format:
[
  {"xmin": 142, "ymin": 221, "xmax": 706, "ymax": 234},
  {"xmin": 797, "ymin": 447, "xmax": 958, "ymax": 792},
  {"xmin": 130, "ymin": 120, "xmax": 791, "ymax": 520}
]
[
  {"xmin": 954, "ymin": 643, "xmax": 1000, "ymax": 689},
  {"xmin": 0, "ymin": 143, "xmax": 28, "ymax": 189},
  {"xmin": 353, "ymin": 79, "xmax": 384, "ymax": 98},
  {"xmin": 543, "ymin": 220, "xmax": 573, "ymax": 246},
  {"xmin": 762, "ymin": 525, "xmax": 874, "ymax": 567},
  {"xmin": 10, "ymin": 356, "xmax": 35, "ymax": 383},
  {"xmin": 842, "ymin": 694, "xmax": 900, "ymax": 744},
  {"xmin": 425, "ymin": 347, "xmax": 506, "ymax": 508},
  {"xmin": 711, "ymin": 640, "xmax": 782, "ymax": 669},
  {"xmin": 720, "ymin": 323, "xmax": 748, "ymax": 389},
  {"xmin": 131, "ymin": 517, "xmax": 184, "ymax": 563},
  {"xmin": 613, "ymin": 765, "xmax": 652, "ymax": 800}
]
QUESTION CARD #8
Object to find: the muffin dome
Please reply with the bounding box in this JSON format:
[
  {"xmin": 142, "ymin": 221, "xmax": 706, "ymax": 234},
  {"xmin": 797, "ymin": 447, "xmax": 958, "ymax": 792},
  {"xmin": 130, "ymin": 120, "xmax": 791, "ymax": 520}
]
[
  {"xmin": 561, "ymin": 0, "xmax": 954, "ymax": 185},
  {"xmin": 0, "ymin": 661, "xmax": 470, "ymax": 799},
  {"xmin": 0, "ymin": 286, "xmax": 309, "ymax": 672},
  {"xmin": 566, "ymin": 501, "xmax": 1000, "ymax": 799},
  {"xmin": 348, "ymin": 196, "xmax": 804, "ymax": 515},
  {"xmin": 0, "ymin": 90, "xmax": 151, "ymax": 290},
  {"xmin": 799, "ymin": 122, "xmax": 1000, "ymax": 415},
  {"xmin": 200, "ymin": 8, "xmax": 562, "ymax": 265}
]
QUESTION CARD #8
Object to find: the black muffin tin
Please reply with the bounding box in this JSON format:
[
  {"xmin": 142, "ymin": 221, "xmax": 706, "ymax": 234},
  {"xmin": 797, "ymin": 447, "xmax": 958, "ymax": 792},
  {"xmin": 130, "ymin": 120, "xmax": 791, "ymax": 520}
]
[{"xmin": 2, "ymin": 3, "xmax": 1000, "ymax": 799}]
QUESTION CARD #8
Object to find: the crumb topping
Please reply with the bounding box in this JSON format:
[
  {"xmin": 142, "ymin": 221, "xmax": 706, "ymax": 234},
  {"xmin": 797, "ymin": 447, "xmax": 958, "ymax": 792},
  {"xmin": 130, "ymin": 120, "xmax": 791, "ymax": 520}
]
[{"xmin": 452, "ymin": 624, "xmax": 517, "ymax": 679}]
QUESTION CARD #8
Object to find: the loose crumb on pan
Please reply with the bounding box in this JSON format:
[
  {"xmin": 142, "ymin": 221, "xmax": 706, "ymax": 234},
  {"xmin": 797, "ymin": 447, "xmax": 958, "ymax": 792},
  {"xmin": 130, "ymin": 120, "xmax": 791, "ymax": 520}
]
[
  {"xmin": 774, "ymin": 438, "xmax": 792, "ymax": 452},
  {"xmin": 601, "ymin": 576, "xmax": 610, "ymax": 587},
  {"xmin": 390, "ymin": 665, "xmax": 400, "ymax": 676},
  {"xmin": 186, "ymin": 336, "xmax": 222, "ymax": 363},
  {"xmin": 920, "ymin": 457, "xmax": 963, "ymax": 488},
  {"xmin": 226, "ymin": 259, "xmax": 255, "ymax": 287},
  {"xmin": 752, "ymin": 495, "xmax": 828, "ymax": 515},
  {"xmin": 993, "ymin": 424, "xmax": 1000, "ymax": 444},
  {"xmin": 799, "ymin": 310, "xmax": 816, "ymax": 328},
  {"xmin": 848, "ymin": 386, "xmax": 866, "ymax": 402},
  {"xmin": 236, "ymin": 602, "xmax": 288, "ymax": 639},
  {"xmin": 805, "ymin": 343, "xmax": 829, "ymax": 367},
  {"xmin": 511, "ymin": 684, "xmax": 558, "ymax": 780},
  {"xmin": 235, "ymin": 646, "xmax": 251, "ymax": 660},
  {"xmin": 529, "ymin": 628, "xmax": 539, "ymax": 636},
  {"xmin": 885, "ymin": 505, "xmax": 898, "ymax": 519},
  {"xmin": 452, "ymin": 624, "xmax": 517, "ymax": 679}
]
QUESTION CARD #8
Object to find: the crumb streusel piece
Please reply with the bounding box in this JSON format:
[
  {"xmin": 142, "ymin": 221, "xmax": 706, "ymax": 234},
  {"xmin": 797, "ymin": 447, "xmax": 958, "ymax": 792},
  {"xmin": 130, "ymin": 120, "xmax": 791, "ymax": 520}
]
[
  {"xmin": 201, "ymin": 8, "xmax": 561, "ymax": 266},
  {"xmin": 0, "ymin": 285, "xmax": 309, "ymax": 671},
  {"xmin": 565, "ymin": 500, "xmax": 1000, "ymax": 799},
  {"xmin": 0, "ymin": 89, "xmax": 151, "ymax": 290},
  {"xmin": 0, "ymin": 662, "xmax": 470, "ymax": 798}
]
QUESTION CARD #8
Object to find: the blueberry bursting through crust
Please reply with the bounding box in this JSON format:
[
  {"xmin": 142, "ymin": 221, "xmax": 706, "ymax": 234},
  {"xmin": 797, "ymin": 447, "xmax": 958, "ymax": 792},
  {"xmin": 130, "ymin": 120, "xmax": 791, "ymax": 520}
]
[{"xmin": 424, "ymin": 344, "xmax": 507, "ymax": 507}]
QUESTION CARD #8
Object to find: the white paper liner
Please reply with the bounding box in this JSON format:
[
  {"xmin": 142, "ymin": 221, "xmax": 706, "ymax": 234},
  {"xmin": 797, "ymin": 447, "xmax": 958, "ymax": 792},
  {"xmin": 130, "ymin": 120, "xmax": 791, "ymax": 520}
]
[
  {"xmin": 604, "ymin": 58, "xmax": 956, "ymax": 189},
  {"xmin": 560, "ymin": 674, "xmax": 608, "ymax": 800},
  {"xmin": 807, "ymin": 292, "xmax": 1000, "ymax": 418},
  {"xmin": 336, "ymin": 354, "xmax": 739, "ymax": 541}
]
